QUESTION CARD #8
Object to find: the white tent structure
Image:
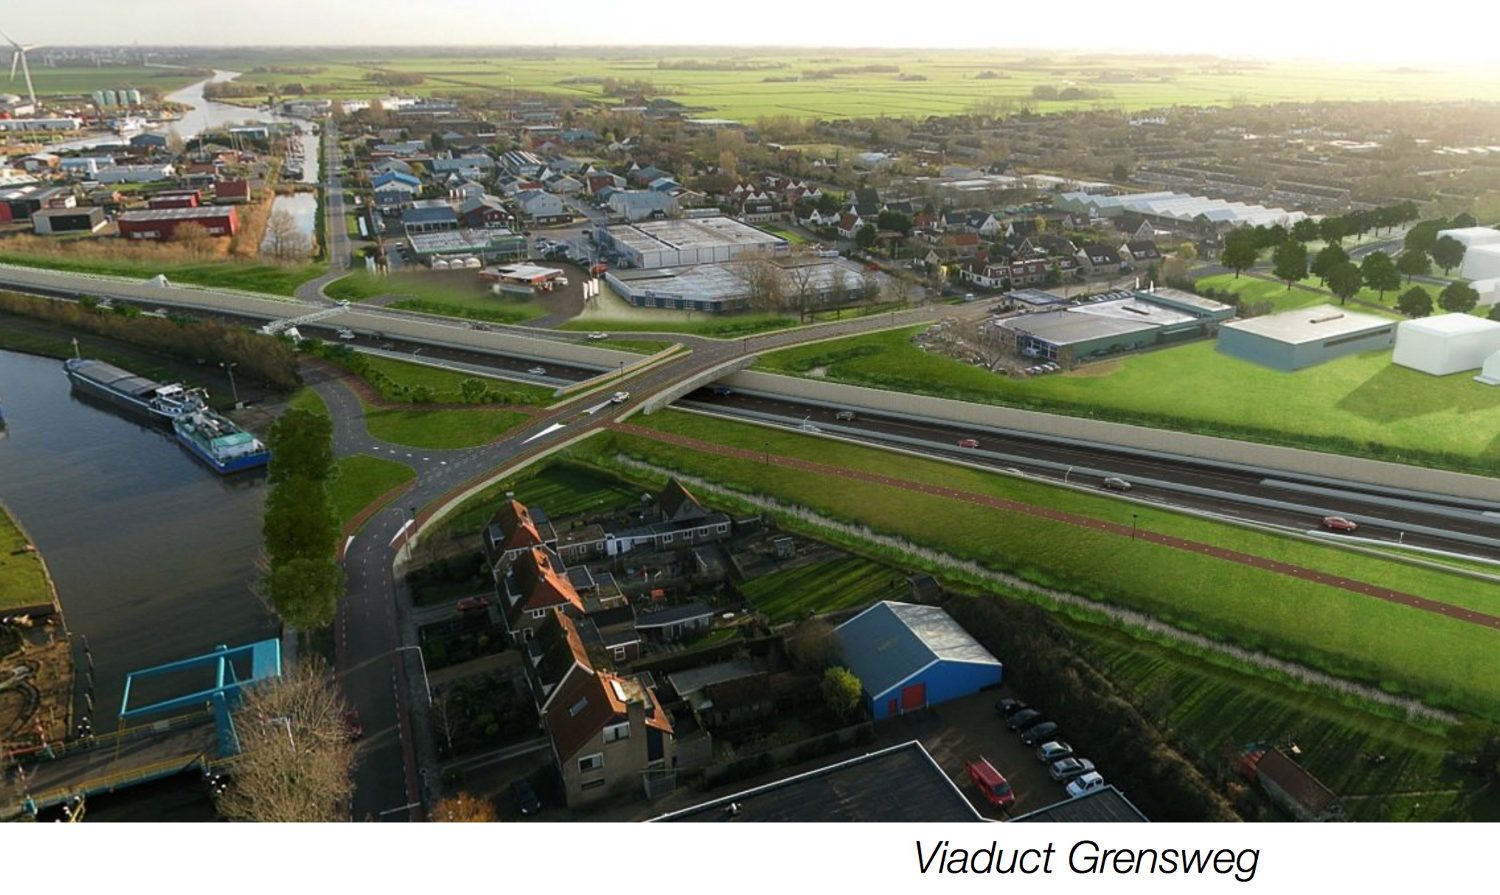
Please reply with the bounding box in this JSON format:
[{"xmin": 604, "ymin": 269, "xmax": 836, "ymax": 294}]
[
  {"xmin": 1393, "ymin": 313, "xmax": 1500, "ymax": 375},
  {"xmin": 1473, "ymin": 277, "xmax": 1500, "ymax": 309},
  {"xmin": 1435, "ymin": 226, "xmax": 1500, "ymax": 249},
  {"xmin": 1475, "ymin": 350, "xmax": 1500, "ymax": 386},
  {"xmin": 1459, "ymin": 244, "xmax": 1500, "ymax": 282}
]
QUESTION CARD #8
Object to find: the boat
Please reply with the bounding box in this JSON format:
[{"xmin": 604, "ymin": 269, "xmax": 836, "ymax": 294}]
[
  {"xmin": 63, "ymin": 358, "xmax": 206, "ymax": 424},
  {"xmin": 172, "ymin": 409, "xmax": 270, "ymax": 475}
]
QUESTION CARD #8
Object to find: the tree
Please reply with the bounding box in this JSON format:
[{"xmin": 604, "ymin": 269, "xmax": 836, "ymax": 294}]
[
  {"xmin": 1111, "ymin": 162, "xmax": 1129, "ymax": 181},
  {"xmin": 1174, "ymin": 242, "xmax": 1198, "ymax": 262},
  {"xmin": 432, "ymin": 792, "xmax": 498, "ymax": 822},
  {"xmin": 214, "ymin": 658, "xmax": 355, "ymax": 822},
  {"xmin": 1490, "ymin": 303, "xmax": 1500, "ymax": 322},
  {"xmin": 1326, "ymin": 261, "xmax": 1364, "ymax": 305},
  {"xmin": 1310, "ymin": 243, "xmax": 1348, "ymax": 286},
  {"xmin": 1220, "ymin": 229, "xmax": 1259, "ymax": 278},
  {"xmin": 815, "ymin": 192, "xmax": 841, "ymax": 215},
  {"xmin": 262, "ymin": 477, "xmax": 338, "ymax": 563},
  {"xmin": 459, "ymin": 377, "xmax": 488, "ymax": 404},
  {"xmin": 786, "ymin": 618, "xmax": 840, "ymax": 671},
  {"xmin": 266, "ymin": 408, "xmax": 335, "ymax": 484},
  {"xmin": 1403, "ymin": 219, "xmax": 1441, "ymax": 255},
  {"xmin": 1271, "ymin": 240, "xmax": 1307, "ymax": 289},
  {"xmin": 821, "ymin": 666, "xmax": 863, "ymax": 720},
  {"xmin": 854, "ymin": 223, "xmax": 878, "ymax": 250},
  {"xmin": 1430, "ymin": 235, "xmax": 1466, "ymax": 275},
  {"xmin": 1450, "ymin": 212, "xmax": 1478, "ymax": 229},
  {"xmin": 266, "ymin": 554, "xmax": 345, "ymax": 629},
  {"xmin": 1396, "ymin": 287, "xmax": 1433, "ymax": 318},
  {"xmin": 1290, "ymin": 218, "xmax": 1320, "ymax": 244},
  {"xmin": 165, "ymin": 127, "xmax": 186, "ymax": 157},
  {"xmin": 1439, "ymin": 281, "xmax": 1480, "ymax": 314},
  {"xmin": 1318, "ymin": 216, "xmax": 1346, "ymax": 246},
  {"xmin": 876, "ymin": 209, "xmax": 912, "ymax": 235},
  {"xmin": 173, "ymin": 221, "xmax": 218, "ymax": 259},
  {"xmin": 1360, "ymin": 251, "xmax": 1400, "ymax": 301},
  {"xmin": 1396, "ymin": 250, "xmax": 1431, "ymax": 283},
  {"xmin": 264, "ymin": 208, "xmax": 311, "ymax": 261}
]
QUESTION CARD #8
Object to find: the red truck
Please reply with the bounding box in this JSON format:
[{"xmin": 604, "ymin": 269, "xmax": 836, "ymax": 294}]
[{"xmin": 965, "ymin": 757, "xmax": 1016, "ymax": 808}]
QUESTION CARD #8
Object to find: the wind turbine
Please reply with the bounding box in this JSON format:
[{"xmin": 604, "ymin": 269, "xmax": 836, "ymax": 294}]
[{"xmin": 0, "ymin": 28, "xmax": 40, "ymax": 107}]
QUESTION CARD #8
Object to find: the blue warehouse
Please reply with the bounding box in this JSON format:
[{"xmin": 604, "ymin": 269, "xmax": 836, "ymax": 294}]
[{"xmin": 835, "ymin": 601, "xmax": 1003, "ymax": 720}]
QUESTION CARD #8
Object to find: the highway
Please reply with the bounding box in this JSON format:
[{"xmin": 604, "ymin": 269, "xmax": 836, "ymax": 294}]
[{"xmin": 680, "ymin": 387, "xmax": 1500, "ymax": 561}]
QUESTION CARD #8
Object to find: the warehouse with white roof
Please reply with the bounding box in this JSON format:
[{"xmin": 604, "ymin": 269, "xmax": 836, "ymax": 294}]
[
  {"xmin": 1056, "ymin": 190, "xmax": 1310, "ymax": 230},
  {"xmin": 1392, "ymin": 313, "xmax": 1500, "ymax": 376},
  {"xmin": 1217, "ymin": 305, "xmax": 1396, "ymax": 371}
]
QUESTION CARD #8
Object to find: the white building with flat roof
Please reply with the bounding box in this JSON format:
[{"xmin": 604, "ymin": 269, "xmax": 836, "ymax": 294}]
[
  {"xmin": 1217, "ymin": 305, "xmax": 1396, "ymax": 371},
  {"xmin": 1392, "ymin": 313, "xmax": 1500, "ymax": 376},
  {"xmin": 597, "ymin": 216, "xmax": 787, "ymax": 269}
]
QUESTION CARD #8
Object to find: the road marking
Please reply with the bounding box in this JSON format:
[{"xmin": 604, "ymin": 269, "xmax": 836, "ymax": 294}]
[{"xmin": 522, "ymin": 422, "xmax": 568, "ymax": 444}]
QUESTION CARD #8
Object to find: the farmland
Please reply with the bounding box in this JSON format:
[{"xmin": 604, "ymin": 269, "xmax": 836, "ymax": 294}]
[
  {"xmin": 190, "ymin": 50, "xmax": 1500, "ymax": 121},
  {"xmin": 21, "ymin": 64, "xmax": 206, "ymax": 98},
  {"xmin": 755, "ymin": 326, "xmax": 1500, "ymax": 472}
]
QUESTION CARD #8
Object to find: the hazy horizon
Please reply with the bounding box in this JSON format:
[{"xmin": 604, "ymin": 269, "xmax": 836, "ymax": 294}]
[{"xmin": 4, "ymin": 1, "xmax": 1500, "ymax": 67}]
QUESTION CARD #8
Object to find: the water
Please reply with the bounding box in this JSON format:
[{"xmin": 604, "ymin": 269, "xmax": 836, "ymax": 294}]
[
  {"xmin": 0, "ymin": 349, "xmax": 277, "ymax": 735},
  {"xmin": 261, "ymin": 192, "xmax": 318, "ymax": 254}
]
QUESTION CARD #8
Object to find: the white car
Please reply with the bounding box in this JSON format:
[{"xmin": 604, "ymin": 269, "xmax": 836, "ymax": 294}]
[
  {"xmin": 611, "ymin": 391, "xmax": 631, "ymax": 404},
  {"xmin": 527, "ymin": 366, "xmax": 547, "ymax": 376},
  {"xmin": 587, "ymin": 332, "xmax": 609, "ymax": 341},
  {"xmin": 1066, "ymin": 771, "xmax": 1106, "ymax": 798},
  {"xmin": 337, "ymin": 329, "xmax": 357, "ymax": 340}
]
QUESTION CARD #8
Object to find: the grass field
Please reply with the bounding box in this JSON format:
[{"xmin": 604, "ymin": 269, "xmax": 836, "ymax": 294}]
[
  {"xmin": 0, "ymin": 506, "xmax": 50, "ymax": 612},
  {"xmin": 330, "ymin": 455, "xmax": 416, "ymax": 527},
  {"xmin": 0, "ymin": 249, "xmax": 322, "ymax": 297},
  {"xmin": 363, "ymin": 405, "xmax": 529, "ymax": 449},
  {"xmin": 599, "ymin": 410, "xmax": 1500, "ymax": 716},
  {"xmin": 347, "ymin": 354, "xmax": 554, "ymax": 406},
  {"xmin": 740, "ymin": 555, "xmax": 908, "ymax": 623},
  {"xmin": 1197, "ymin": 271, "xmax": 1441, "ymax": 313},
  {"xmin": 756, "ymin": 326, "xmax": 1500, "ymax": 471},
  {"xmin": 24, "ymin": 65, "xmax": 206, "ymax": 98},
  {"xmin": 202, "ymin": 51, "xmax": 1500, "ymax": 121},
  {"xmin": 1068, "ymin": 621, "xmax": 1497, "ymax": 822},
  {"xmin": 325, "ymin": 271, "xmax": 552, "ymax": 325}
]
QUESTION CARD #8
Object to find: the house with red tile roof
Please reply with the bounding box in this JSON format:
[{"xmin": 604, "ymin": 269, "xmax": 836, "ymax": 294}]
[
  {"xmin": 499, "ymin": 546, "xmax": 585, "ymax": 641},
  {"xmin": 483, "ymin": 499, "xmax": 556, "ymax": 570},
  {"xmin": 544, "ymin": 668, "xmax": 675, "ymax": 806}
]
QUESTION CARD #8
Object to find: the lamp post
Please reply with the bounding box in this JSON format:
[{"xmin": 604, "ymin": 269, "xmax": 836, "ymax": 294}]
[
  {"xmin": 1131, "ymin": 513, "xmax": 1139, "ymax": 540},
  {"xmin": 220, "ymin": 361, "xmax": 240, "ymax": 408},
  {"xmin": 395, "ymin": 645, "xmax": 432, "ymax": 708}
]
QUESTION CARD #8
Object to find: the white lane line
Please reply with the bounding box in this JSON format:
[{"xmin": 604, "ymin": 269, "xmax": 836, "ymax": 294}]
[{"xmin": 522, "ymin": 422, "xmax": 568, "ymax": 445}]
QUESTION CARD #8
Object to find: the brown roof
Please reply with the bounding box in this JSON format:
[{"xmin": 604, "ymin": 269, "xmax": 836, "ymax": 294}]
[
  {"xmin": 545, "ymin": 670, "xmax": 674, "ymax": 762},
  {"xmin": 1256, "ymin": 749, "xmax": 1339, "ymax": 815},
  {"xmin": 215, "ymin": 179, "xmax": 250, "ymax": 199},
  {"xmin": 508, "ymin": 547, "xmax": 584, "ymax": 617},
  {"xmin": 533, "ymin": 608, "xmax": 594, "ymax": 689},
  {"xmin": 491, "ymin": 499, "xmax": 545, "ymax": 553},
  {"xmin": 659, "ymin": 478, "xmax": 706, "ymax": 522}
]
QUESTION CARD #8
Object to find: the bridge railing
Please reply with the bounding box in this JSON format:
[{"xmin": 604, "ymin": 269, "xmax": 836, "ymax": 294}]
[{"xmin": 3, "ymin": 709, "xmax": 213, "ymax": 765}]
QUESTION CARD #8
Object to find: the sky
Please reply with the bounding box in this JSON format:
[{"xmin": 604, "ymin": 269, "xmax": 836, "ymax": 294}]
[{"xmin": 2, "ymin": 0, "xmax": 1499, "ymax": 66}]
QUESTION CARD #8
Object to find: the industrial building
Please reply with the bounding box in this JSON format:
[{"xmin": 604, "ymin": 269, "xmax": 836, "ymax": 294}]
[
  {"xmin": 479, "ymin": 263, "xmax": 565, "ymax": 295},
  {"xmin": 116, "ymin": 206, "xmax": 240, "ymax": 240},
  {"xmin": 1056, "ymin": 190, "xmax": 1309, "ymax": 231},
  {"xmin": 606, "ymin": 257, "xmax": 868, "ymax": 314},
  {"xmin": 0, "ymin": 117, "xmax": 82, "ymax": 132},
  {"xmin": 834, "ymin": 601, "xmax": 1003, "ymax": 721},
  {"xmin": 596, "ymin": 216, "xmax": 787, "ymax": 269},
  {"xmin": 1392, "ymin": 313, "xmax": 1500, "ymax": 376},
  {"xmin": 1217, "ymin": 305, "xmax": 1394, "ymax": 371},
  {"xmin": 405, "ymin": 228, "xmax": 526, "ymax": 266},
  {"xmin": 997, "ymin": 290, "xmax": 1225, "ymax": 363},
  {"xmin": 31, "ymin": 206, "xmax": 106, "ymax": 235}
]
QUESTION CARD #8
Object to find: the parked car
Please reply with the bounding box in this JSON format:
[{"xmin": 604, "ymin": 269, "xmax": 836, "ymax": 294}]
[
  {"xmin": 1321, "ymin": 515, "xmax": 1358, "ymax": 532},
  {"xmin": 587, "ymin": 331, "xmax": 609, "ymax": 340},
  {"xmin": 1021, "ymin": 721, "xmax": 1061, "ymax": 746},
  {"xmin": 957, "ymin": 438, "xmax": 980, "ymax": 449},
  {"xmin": 1048, "ymin": 757, "xmax": 1097, "ymax": 782},
  {"xmin": 964, "ymin": 757, "xmax": 1016, "ymax": 808},
  {"xmin": 1101, "ymin": 477, "xmax": 1132, "ymax": 492},
  {"xmin": 1005, "ymin": 708, "xmax": 1044, "ymax": 731},
  {"xmin": 611, "ymin": 390, "xmax": 631, "ymax": 404},
  {"xmin": 834, "ymin": 410, "xmax": 857, "ymax": 421},
  {"xmin": 511, "ymin": 778, "xmax": 542, "ymax": 816},
  {"xmin": 1035, "ymin": 741, "xmax": 1073, "ymax": 763},
  {"xmin": 994, "ymin": 698, "xmax": 1029, "ymax": 717},
  {"xmin": 336, "ymin": 329, "xmax": 357, "ymax": 341},
  {"xmin": 527, "ymin": 366, "xmax": 547, "ymax": 376},
  {"xmin": 1065, "ymin": 771, "xmax": 1106, "ymax": 798},
  {"xmin": 455, "ymin": 596, "xmax": 489, "ymax": 613}
]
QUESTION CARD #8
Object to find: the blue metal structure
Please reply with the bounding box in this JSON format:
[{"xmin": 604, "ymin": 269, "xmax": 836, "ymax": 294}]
[{"xmin": 118, "ymin": 639, "xmax": 283, "ymax": 757}]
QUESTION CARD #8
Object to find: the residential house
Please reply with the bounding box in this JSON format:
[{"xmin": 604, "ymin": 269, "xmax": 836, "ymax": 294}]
[
  {"xmin": 215, "ymin": 179, "xmax": 251, "ymax": 204},
  {"xmin": 934, "ymin": 231, "xmax": 981, "ymax": 261},
  {"xmin": 1077, "ymin": 243, "xmax": 1126, "ymax": 276},
  {"xmin": 635, "ymin": 601, "xmax": 715, "ymax": 644},
  {"xmin": 586, "ymin": 171, "xmax": 625, "ymax": 195},
  {"xmin": 545, "ymin": 174, "xmax": 584, "ymax": 195},
  {"xmin": 837, "ymin": 212, "xmax": 865, "ymax": 240},
  {"xmin": 515, "ymin": 189, "xmax": 571, "ymax": 224},
  {"xmin": 371, "ymin": 158, "xmax": 414, "ymax": 177},
  {"xmin": 576, "ymin": 605, "xmax": 642, "ymax": 665},
  {"xmin": 1119, "ymin": 239, "xmax": 1162, "ymax": 267},
  {"xmin": 499, "ymin": 546, "xmax": 586, "ymax": 642},
  {"xmin": 848, "ymin": 187, "xmax": 882, "ymax": 218},
  {"xmin": 431, "ymin": 153, "xmax": 496, "ymax": 179},
  {"xmin": 501, "ymin": 150, "xmax": 547, "ymax": 177},
  {"xmin": 606, "ymin": 189, "xmax": 677, "ymax": 223},
  {"xmin": 401, "ymin": 202, "xmax": 459, "ymax": 234},
  {"xmin": 483, "ymin": 499, "xmax": 556, "ymax": 571},
  {"xmin": 525, "ymin": 609, "xmax": 596, "ymax": 713},
  {"xmin": 601, "ymin": 479, "xmax": 732, "ymax": 556},
  {"xmin": 449, "ymin": 179, "xmax": 488, "ymax": 202},
  {"xmin": 457, "ymin": 194, "xmax": 511, "ymax": 229},
  {"xmin": 544, "ymin": 668, "xmax": 675, "ymax": 807},
  {"xmin": 627, "ymin": 164, "xmax": 668, "ymax": 187}
]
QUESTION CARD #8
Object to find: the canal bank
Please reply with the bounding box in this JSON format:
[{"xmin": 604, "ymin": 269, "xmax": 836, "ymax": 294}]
[{"xmin": 0, "ymin": 500, "xmax": 73, "ymax": 750}]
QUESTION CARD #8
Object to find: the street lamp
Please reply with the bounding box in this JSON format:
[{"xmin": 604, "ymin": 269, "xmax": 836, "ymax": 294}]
[
  {"xmin": 395, "ymin": 645, "xmax": 433, "ymax": 708},
  {"xmin": 220, "ymin": 361, "xmax": 240, "ymax": 408},
  {"xmin": 1131, "ymin": 513, "xmax": 1139, "ymax": 540},
  {"xmin": 763, "ymin": 441, "xmax": 769, "ymax": 465}
]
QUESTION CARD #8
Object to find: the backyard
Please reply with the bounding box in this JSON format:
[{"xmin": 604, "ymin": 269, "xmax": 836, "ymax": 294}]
[{"xmin": 740, "ymin": 554, "xmax": 909, "ymax": 623}]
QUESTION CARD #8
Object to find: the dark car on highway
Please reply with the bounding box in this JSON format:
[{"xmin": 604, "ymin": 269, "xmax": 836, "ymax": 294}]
[{"xmin": 1006, "ymin": 708, "xmax": 1044, "ymax": 731}]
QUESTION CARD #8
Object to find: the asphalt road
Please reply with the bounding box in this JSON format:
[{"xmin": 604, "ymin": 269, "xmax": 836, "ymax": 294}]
[{"xmin": 683, "ymin": 388, "xmax": 1500, "ymax": 560}]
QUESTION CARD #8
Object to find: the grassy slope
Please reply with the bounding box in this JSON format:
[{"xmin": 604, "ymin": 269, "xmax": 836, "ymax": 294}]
[
  {"xmin": 756, "ymin": 326, "xmax": 1500, "ymax": 469},
  {"xmin": 0, "ymin": 250, "xmax": 322, "ymax": 297},
  {"xmin": 363, "ymin": 405, "xmax": 528, "ymax": 449},
  {"xmin": 605, "ymin": 411, "xmax": 1500, "ymax": 715},
  {"xmin": 741, "ymin": 555, "xmax": 908, "ymax": 623},
  {"xmin": 0, "ymin": 508, "xmax": 50, "ymax": 611},
  {"xmin": 432, "ymin": 462, "xmax": 649, "ymax": 541},
  {"xmin": 330, "ymin": 455, "xmax": 416, "ymax": 527},
  {"xmin": 325, "ymin": 271, "xmax": 550, "ymax": 324},
  {"xmin": 352, "ymin": 354, "xmax": 554, "ymax": 405}
]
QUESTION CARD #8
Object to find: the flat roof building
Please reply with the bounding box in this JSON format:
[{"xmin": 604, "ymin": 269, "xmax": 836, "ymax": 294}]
[
  {"xmin": 1392, "ymin": 313, "xmax": 1500, "ymax": 376},
  {"xmin": 998, "ymin": 292, "xmax": 1223, "ymax": 363},
  {"xmin": 1217, "ymin": 304, "xmax": 1395, "ymax": 371},
  {"xmin": 31, "ymin": 206, "xmax": 105, "ymax": 235},
  {"xmin": 406, "ymin": 228, "xmax": 526, "ymax": 266},
  {"xmin": 597, "ymin": 215, "xmax": 787, "ymax": 269},
  {"xmin": 606, "ymin": 257, "xmax": 868, "ymax": 314}
]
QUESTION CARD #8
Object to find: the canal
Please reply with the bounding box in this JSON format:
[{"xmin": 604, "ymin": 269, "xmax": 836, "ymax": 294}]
[{"xmin": 0, "ymin": 349, "xmax": 276, "ymax": 735}]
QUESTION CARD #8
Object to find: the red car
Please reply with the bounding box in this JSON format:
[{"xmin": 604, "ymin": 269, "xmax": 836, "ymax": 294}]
[
  {"xmin": 455, "ymin": 596, "xmax": 490, "ymax": 613},
  {"xmin": 1321, "ymin": 516, "xmax": 1358, "ymax": 533},
  {"xmin": 957, "ymin": 438, "xmax": 980, "ymax": 449},
  {"xmin": 965, "ymin": 757, "xmax": 1016, "ymax": 808}
]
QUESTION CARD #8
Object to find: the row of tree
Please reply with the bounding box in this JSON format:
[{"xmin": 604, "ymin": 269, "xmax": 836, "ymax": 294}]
[
  {"xmin": 261, "ymin": 406, "xmax": 345, "ymax": 629},
  {"xmin": 729, "ymin": 253, "xmax": 883, "ymax": 321}
]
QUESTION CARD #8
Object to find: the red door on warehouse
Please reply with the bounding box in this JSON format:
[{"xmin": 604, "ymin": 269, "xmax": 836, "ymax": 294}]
[{"xmin": 900, "ymin": 682, "xmax": 927, "ymax": 714}]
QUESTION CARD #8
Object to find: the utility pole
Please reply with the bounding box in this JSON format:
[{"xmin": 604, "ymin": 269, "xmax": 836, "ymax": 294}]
[{"xmin": 220, "ymin": 361, "xmax": 240, "ymax": 408}]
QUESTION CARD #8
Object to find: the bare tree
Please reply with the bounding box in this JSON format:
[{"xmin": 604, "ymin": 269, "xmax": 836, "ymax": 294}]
[
  {"xmin": 726, "ymin": 251, "xmax": 786, "ymax": 313},
  {"xmin": 783, "ymin": 260, "xmax": 819, "ymax": 322},
  {"xmin": 860, "ymin": 270, "xmax": 882, "ymax": 306},
  {"xmin": 173, "ymin": 221, "xmax": 217, "ymax": 260},
  {"xmin": 432, "ymin": 792, "xmax": 498, "ymax": 822},
  {"xmin": 786, "ymin": 617, "xmax": 841, "ymax": 671},
  {"xmin": 264, "ymin": 208, "xmax": 312, "ymax": 261},
  {"xmin": 165, "ymin": 127, "xmax": 186, "ymax": 157},
  {"xmin": 214, "ymin": 657, "xmax": 356, "ymax": 823},
  {"xmin": 887, "ymin": 271, "xmax": 914, "ymax": 308}
]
